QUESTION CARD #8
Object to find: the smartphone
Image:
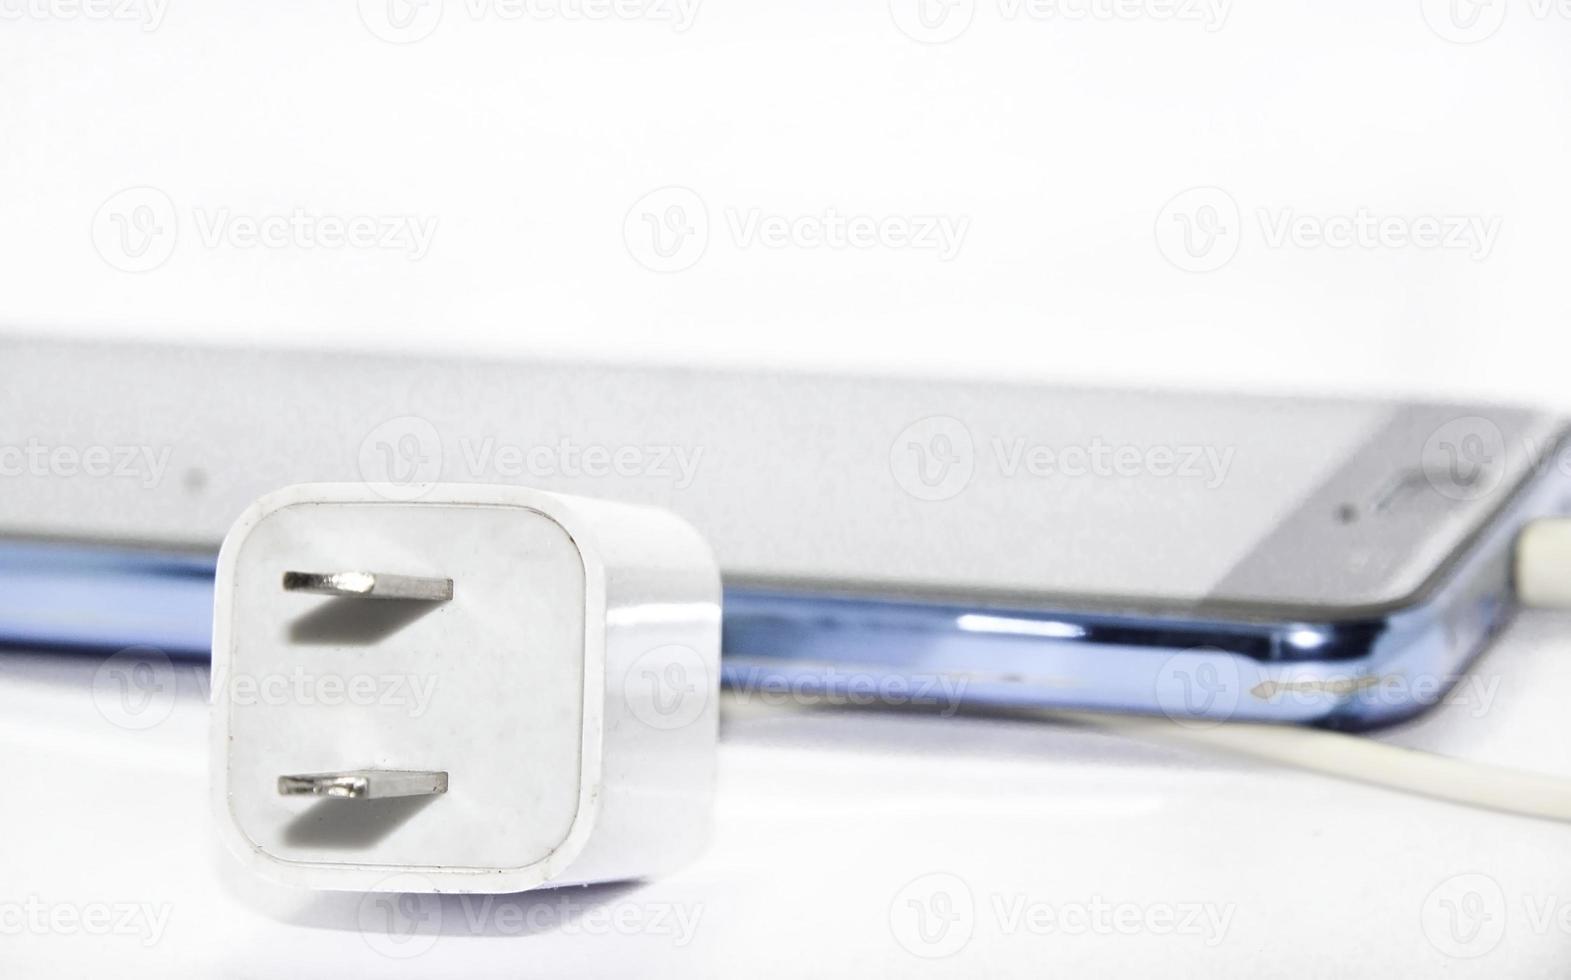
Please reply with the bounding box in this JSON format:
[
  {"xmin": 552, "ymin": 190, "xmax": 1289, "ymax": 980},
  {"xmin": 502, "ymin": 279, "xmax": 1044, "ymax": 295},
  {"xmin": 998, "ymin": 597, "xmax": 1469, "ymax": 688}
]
[{"xmin": 2, "ymin": 333, "xmax": 1566, "ymax": 728}]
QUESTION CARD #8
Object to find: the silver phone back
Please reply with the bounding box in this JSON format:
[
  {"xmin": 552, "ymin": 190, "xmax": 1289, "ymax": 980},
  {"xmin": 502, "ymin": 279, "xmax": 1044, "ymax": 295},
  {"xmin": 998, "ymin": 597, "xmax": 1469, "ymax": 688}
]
[{"xmin": 0, "ymin": 334, "xmax": 1560, "ymax": 618}]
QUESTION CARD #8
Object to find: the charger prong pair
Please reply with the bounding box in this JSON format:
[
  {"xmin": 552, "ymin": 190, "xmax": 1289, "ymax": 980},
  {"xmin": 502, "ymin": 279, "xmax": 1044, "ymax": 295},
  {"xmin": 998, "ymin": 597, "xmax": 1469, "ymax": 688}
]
[{"xmin": 277, "ymin": 569, "xmax": 453, "ymax": 800}]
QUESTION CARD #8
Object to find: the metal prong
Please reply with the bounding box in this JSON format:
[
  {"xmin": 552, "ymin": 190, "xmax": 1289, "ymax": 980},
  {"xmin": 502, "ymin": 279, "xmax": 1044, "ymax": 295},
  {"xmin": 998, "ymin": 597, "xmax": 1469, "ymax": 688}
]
[
  {"xmin": 282, "ymin": 571, "xmax": 453, "ymax": 602},
  {"xmin": 278, "ymin": 769, "xmax": 449, "ymax": 800}
]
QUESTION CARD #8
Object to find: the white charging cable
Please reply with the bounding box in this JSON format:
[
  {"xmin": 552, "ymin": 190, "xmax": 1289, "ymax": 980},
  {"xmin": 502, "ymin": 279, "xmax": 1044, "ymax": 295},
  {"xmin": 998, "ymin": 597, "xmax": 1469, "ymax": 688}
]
[
  {"xmin": 1515, "ymin": 517, "xmax": 1571, "ymax": 609},
  {"xmin": 1046, "ymin": 710, "xmax": 1571, "ymax": 824},
  {"xmin": 1041, "ymin": 518, "xmax": 1571, "ymax": 823}
]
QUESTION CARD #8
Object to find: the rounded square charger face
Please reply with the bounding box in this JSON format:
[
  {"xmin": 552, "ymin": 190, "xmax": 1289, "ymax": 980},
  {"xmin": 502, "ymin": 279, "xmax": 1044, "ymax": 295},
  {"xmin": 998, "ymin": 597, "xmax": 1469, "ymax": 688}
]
[{"xmin": 218, "ymin": 499, "xmax": 588, "ymax": 875}]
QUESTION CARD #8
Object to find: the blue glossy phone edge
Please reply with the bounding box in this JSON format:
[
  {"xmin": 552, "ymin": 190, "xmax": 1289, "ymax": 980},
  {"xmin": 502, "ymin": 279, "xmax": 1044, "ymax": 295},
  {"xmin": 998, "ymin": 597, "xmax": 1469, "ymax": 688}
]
[{"xmin": 2, "ymin": 461, "xmax": 1565, "ymax": 729}]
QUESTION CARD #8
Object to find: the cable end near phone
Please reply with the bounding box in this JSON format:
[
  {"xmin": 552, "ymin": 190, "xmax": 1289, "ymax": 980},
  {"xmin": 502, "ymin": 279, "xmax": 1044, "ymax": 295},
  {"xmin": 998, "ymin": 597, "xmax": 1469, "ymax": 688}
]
[{"xmin": 1515, "ymin": 518, "xmax": 1571, "ymax": 609}]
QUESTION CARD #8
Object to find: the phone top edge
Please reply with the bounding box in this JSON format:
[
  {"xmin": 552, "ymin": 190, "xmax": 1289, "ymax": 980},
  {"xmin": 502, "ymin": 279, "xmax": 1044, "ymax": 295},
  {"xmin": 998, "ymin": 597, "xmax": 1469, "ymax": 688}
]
[{"xmin": 0, "ymin": 328, "xmax": 1552, "ymax": 418}]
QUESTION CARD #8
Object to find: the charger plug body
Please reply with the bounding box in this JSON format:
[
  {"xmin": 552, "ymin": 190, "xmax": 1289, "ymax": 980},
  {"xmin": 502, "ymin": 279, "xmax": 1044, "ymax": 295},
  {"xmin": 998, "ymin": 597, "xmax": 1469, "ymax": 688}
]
[{"xmin": 210, "ymin": 483, "xmax": 720, "ymax": 893}]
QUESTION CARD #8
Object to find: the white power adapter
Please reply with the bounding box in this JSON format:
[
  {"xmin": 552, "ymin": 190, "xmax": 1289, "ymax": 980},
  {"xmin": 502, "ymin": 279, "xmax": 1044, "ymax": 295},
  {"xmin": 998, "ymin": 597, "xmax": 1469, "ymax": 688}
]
[{"xmin": 210, "ymin": 483, "xmax": 720, "ymax": 893}]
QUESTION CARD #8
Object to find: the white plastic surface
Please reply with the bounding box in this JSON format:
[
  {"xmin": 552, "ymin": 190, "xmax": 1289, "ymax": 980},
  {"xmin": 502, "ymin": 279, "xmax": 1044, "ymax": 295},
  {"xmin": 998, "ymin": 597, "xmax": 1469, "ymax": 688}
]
[
  {"xmin": 1515, "ymin": 519, "xmax": 1571, "ymax": 610},
  {"xmin": 211, "ymin": 483, "xmax": 720, "ymax": 892}
]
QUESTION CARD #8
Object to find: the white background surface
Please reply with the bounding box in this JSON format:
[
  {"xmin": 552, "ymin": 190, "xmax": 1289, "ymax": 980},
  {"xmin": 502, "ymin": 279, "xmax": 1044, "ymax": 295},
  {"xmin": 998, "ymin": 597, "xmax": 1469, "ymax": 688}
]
[
  {"xmin": 9, "ymin": 622, "xmax": 1571, "ymax": 977},
  {"xmin": 4, "ymin": 1, "xmax": 1571, "ymax": 975},
  {"xmin": 3, "ymin": 1, "xmax": 1570, "ymax": 402}
]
